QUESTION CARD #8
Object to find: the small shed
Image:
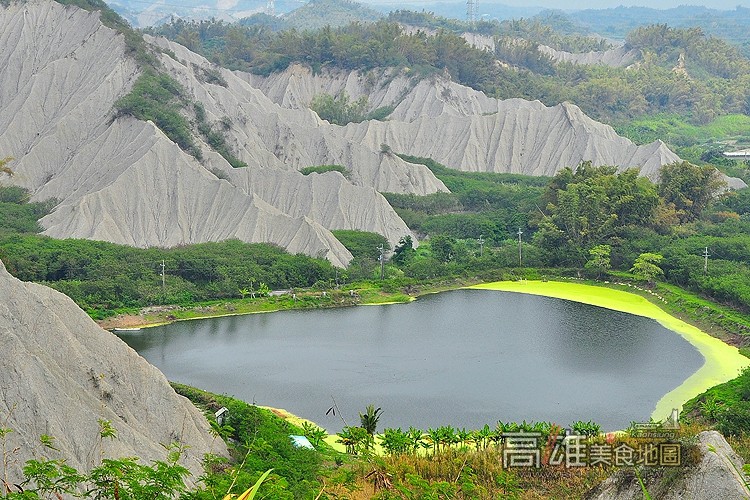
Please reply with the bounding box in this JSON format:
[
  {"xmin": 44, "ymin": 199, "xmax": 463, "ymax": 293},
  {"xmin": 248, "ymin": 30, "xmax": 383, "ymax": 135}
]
[
  {"xmin": 723, "ymin": 149, "xmax": 750, "ymax": 160},
  {"xmin": 289, "ymin": 435, "xmax": 315, "ymax": 450},
  {"xmin": 215, "ymin": 407, "xmax": 229, "ymax": 426}
]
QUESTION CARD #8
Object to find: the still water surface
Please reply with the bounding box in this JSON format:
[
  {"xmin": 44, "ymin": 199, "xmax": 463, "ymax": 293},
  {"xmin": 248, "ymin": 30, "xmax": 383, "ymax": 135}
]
[{"xmin": 118, "ymin": 290, "xmax": 703, "ymax": 432}]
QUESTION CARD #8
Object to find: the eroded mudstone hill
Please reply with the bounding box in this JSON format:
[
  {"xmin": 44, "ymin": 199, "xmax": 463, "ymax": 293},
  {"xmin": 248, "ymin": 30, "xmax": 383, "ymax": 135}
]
[
  {"xmin": 244, "ymin": 64, "xmax": 684, "ymax": 180},
  {"xmin": 0, "ymin": 258, "xmax": 227, "ymax": 485},
  {"xmin": 1, "ymin": 1, "xmax": 740, "ymax": 264},
  {"xmin": 0, "ymin": 1, "xmax": 419, "ymax": 266}
]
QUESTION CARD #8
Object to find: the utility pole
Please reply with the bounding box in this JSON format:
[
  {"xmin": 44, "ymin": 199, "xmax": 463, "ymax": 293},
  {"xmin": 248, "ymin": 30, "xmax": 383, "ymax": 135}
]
[
  {"xmin": 517, "ymin": 228, "xmax": 523, "ymax": 267},
  {"xmin": 478, "ymin": 234, "xmax": 485, "ymax": 257},
  {"xmin": 703, "ymin": 246, "xmax": 710, "ymax": 274},
  {"xmin": 266, "ymin": 0, "xmax": 275, "ymax": 16},
  {"xmin": 161, "ymin": 259, "xmax": 166, "ymax": 291},
  {"xmin": 378, "ymin": 244, "xmax": 385, "ymax": 280}
]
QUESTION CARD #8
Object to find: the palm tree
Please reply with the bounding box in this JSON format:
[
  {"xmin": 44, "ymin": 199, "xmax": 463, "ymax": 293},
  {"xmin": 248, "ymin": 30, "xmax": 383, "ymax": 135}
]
[
  {"xmin": 337, "ymin": 426, "xmax": 362, "ymax": 454},
  {"xmin": 359, "ymin": 404, "xmax": 383, "ymax": 436},
  {"xmin": 456, "ymin": 427, "xmax": 472, "ymax": 449},
  {"xmin": 439, "ymin": 425, "xmax": 457, "ymax": 451},
  {"xmin": 408, "ymin": 427, "xmax": 424, "ymax": 455},
  {"xmin": 359, "ymin": 404, "xmax": 382, "ymax": 450},
  {"xmin": 426, "ymin": 427, "xmax": 442, "ymax": 455}
]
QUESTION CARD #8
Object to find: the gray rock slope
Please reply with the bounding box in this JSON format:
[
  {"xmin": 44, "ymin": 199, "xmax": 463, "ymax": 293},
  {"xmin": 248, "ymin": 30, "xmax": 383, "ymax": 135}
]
[
  {"xmin": 539, "ymin": 44, "xmax": 640, "ymax": 67},
  {"xmin": 587, "ymin": 431, "xmax": 750, "ymax": 499},
  {"xmin": 0, "ymin": 258, "xmax": 227, "ymax": 485},
  {"xmin": 399, "ymin": 24, "xmax": 496, "ymax": 53},
  {"xmin": 148, "ymin": 35, "xmax": 447, "ymax": 197},
  {"xmin": 0, "ymin": 1, "xmax": 419, "ymax": 265},
  {"xmin": 244, "ymin": 64, "xmax": 683, "ymax": 181}
]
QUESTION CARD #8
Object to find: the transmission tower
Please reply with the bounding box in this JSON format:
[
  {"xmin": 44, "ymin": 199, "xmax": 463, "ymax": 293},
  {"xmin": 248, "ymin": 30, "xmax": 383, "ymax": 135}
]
[
  {"xmin": 266, "ymin": 0, "xmax": 275, "ymax": 16},
  {"xmin": 466, "ymin": 0, "xmax": 476, "ymax": 26}
]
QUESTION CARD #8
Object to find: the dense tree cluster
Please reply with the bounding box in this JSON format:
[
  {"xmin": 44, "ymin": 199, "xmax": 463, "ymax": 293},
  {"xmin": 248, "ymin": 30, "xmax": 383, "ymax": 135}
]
[
  {"xmin": 534, "ymin": 164, "xmax": 661, "ymax": 265},
  {"xmin": 0, "ymin": 229, "xmax": 337, "ymax": 317}
]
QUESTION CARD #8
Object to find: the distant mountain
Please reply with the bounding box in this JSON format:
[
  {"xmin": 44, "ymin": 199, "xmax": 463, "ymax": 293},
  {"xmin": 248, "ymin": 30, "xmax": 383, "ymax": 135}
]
[
  {"xmin": 282, "ymin": 0, "xmax": 382, "ymax": 29},
  {"xmin": 106, "ymin": 0, "xmax": 302, "ymax": 27},
  {"xmin": 106, "ymin": 0, "xmax": 543, "ymax": 29},
  {"xmin": 570, "ymin": 5, "xmax": 750, "ymax": 54},
  {"xmin": 371, "ymin": 2, "xmax": 544, "ymax": 22}
]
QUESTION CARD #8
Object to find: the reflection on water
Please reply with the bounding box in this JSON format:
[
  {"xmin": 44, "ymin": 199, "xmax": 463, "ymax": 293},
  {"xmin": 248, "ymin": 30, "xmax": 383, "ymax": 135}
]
[{"xmin": 118, "ymin": 289, "xmax": 703, "ymax": 432}]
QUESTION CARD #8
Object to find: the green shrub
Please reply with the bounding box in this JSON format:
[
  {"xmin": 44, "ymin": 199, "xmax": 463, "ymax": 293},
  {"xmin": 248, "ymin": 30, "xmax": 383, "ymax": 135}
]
[
  {"xmin": 299, "ymin": 164, "xmax": 349, "ymax": 177},
  {"xmin": 717, "ymin": 401, "xmax": 750, "ymax": 436},
  {"xmin": 115, "ymin": 71, "xmax": 196, "ymax": 155},
  {"xmin": 310, "ymin": 92, "xmax": 368, "ymax": 125},
  {"xmin": 332, "ymin": 230, "xmax": 389, "ymax": 260}
]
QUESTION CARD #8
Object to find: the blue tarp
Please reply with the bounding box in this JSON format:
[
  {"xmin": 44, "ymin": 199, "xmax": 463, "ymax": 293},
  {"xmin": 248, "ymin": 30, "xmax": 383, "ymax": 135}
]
[{"xmin": 289, "ymin": 435, "xmax": 315, "ymax": 449}]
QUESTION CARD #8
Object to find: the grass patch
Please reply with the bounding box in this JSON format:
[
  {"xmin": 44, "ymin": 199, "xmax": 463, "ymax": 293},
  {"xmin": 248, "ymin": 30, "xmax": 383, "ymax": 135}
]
[
  {"xmin": 193, "ymin": 103, "xmax": 247, "ymax": 168},
  {"xmin": 299, "ymin": 164, "xmax": 349, "ymax": 177},
  {"xmin": 331, "ymin": 229, "xmax": 389, "ymax": 260},
  {"xmin": 617, "ymin": 113, "xmax": 750, "ymax": 148}
]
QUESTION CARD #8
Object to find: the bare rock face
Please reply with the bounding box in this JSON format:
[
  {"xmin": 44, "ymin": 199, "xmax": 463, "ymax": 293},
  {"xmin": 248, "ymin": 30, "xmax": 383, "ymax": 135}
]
[
  {"xmin": 244, "ymin": 64, "xmax": 687, "ymax": 182},
  {"xmin": 36, "ymin": 118, "xmax": 355, "ymax": 267},
  {"xmin": 538, "ymin": 44, "xmax": 640, "ymax": 68},
  {"xmin": 586, "ymin": 431, "xmax": 750, "ymax": 500},
  {"xmin": 344, "ymin": 100, "xmax": 681, "ymax": 181},
  {"xmin": 148, "ymin": 35, "xmax": 448, "ymax": 197},
  {"xmin": 0, "ymin": 259, "xmax": 227, "ymax": 486},
  {"xmin": 1, "ymin": 1, "xmax": 742, "ymax": 263}
]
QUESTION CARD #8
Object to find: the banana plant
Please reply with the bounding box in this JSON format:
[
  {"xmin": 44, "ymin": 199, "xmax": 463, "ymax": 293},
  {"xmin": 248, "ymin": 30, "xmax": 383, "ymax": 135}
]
[{"xmin": 223, "ymin": 469, "xmax": 273, "ymax": 500}]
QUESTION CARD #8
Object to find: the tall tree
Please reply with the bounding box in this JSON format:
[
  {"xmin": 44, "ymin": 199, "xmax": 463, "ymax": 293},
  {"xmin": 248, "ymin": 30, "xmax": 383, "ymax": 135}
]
[
  {"xmin": 630, "ymin": 252, "xmax": 664, "ymax": 285},
  {"xmin": 392, "ymin": 235, "xmax": 415, "ymax": 265},
  {"xmin": 359, "ymin": 404, "xmax": 383, "ymax": 450},
  {"xmin": 659, "ymin": 161, "xmax": 727, "ymax": 222},
  {"xmin": 585, "ymin": 244, "xmax": 612, "ymax": 279}
]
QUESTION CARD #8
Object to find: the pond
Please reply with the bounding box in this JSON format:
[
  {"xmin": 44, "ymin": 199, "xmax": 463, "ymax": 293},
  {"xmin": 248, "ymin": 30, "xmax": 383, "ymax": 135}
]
[{"xmin": 117, "ymin": 289, "xmax": 704, "ymax": 433}]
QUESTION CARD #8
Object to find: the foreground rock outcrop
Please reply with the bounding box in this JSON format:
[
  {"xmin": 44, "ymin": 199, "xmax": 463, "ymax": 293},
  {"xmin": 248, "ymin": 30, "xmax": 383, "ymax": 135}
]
[
  {"xmin": 586, "ymin": 431, "xmax": 750, "ymax": 499},
  {"xmin": 0, "ymin": 259, "xmax": 227, "ymax": 484}
]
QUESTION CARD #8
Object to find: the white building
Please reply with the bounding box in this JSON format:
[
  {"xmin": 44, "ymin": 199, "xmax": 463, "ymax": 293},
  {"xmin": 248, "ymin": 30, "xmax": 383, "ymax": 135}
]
[{"xmin": 723, "ymin": 149, "xmax": 750, "ymax": 160}]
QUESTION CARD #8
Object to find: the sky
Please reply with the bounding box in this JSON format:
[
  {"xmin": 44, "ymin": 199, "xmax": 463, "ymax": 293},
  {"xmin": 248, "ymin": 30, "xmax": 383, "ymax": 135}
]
[
  {"xmin": 511, "ymin": 1, "xmax": 748, "ymax": 7},
  {"xmin": 366, "ymin": 0, "xmax": 750, "ymax": 9}
]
